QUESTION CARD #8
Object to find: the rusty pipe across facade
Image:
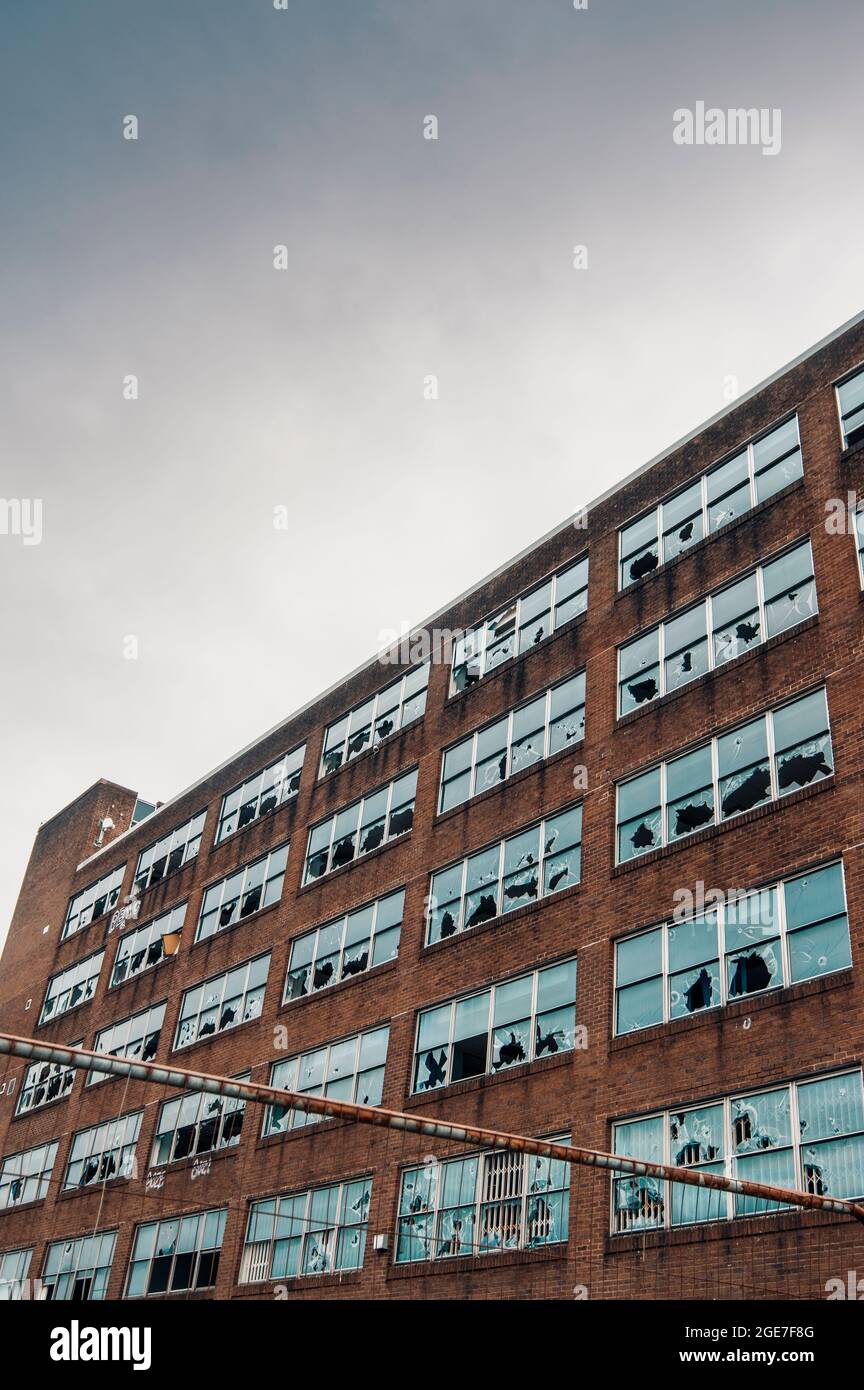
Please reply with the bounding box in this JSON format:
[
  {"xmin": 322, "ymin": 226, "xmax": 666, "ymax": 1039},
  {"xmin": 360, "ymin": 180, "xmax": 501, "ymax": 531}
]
[{"xmin": 1, "ymin": 1030, "xmax": 862, "ymax": 1223}]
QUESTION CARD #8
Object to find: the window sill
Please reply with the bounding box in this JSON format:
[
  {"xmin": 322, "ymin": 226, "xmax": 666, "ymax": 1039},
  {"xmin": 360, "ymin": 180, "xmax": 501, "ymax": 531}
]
[
  {"xmin": 433, "ymin": 739, "xmax": 584, "ymax": 828},
  {"xmin": 615, "ymin": 614, "xmax": 819, "ymax": 730},
  {"xmin": 387, "ymin": 1243, "xmax": 568, "ymax": 1281},
  {"xmin": 0, "ymin": 1197, "xmax": 47, "ymax": 1219},
  {"xmin": 606, "ymin": 1203, "xmax": 852, "ymax": 1255},
  {"xmin": 107, "ymin": 952, "xmax": 177, "ymax": 995},
  {"xmin": 404, "ymin": 1047, "xmax": 574, "ymax": 1110},
  {"xmin": 278, "ymin": 956, "xmax": 399, "ymax": 1015},
  {"xmin": 444, "ymin": 612, "xmax": 588, "ymax": 712},
  {"xmin": 134, "ymin": 853, "xmax": 202, "ymax": 910},
  {"xmin": 612, "ymin": 775, "xmax": 835, "ymax": 877},
  {"xmin": 10, "ymin": 1091, "xmax": 74, "ymax": 1124},
  {"xmin": 33, "ymin": 999, "xmax": 95, "ymax": 1034},
  {"xmin": 235, "ymin": 1269, "xmax": 364, "ymax": 1296},
  {"xmin": 57, "ymin": 1177, "xmax": 132, "ymax": 1204},
  {"xmin": 171, "ymin": 1011, "xmax": 262, "ymax": 1061},
  {"xmin": 608, "ymin": 967, "xmax": 853, "ymax": 1054},
  {"xmin": 421, "ymin": 878, "xmax": 582, "ymax": 958},
  {"xmin": 189, "ymin": 894, "xmax": 283, "ymax": 953},
  {"xmin": 297, "ymin": 830, "xmax": 413, "ymax": 897},
  {"xmin": 616, "ymin": 476, "xmax": 805, "ymax": 602}
]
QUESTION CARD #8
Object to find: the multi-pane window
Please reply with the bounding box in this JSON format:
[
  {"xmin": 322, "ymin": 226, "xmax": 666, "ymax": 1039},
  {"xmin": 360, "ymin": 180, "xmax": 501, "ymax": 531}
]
[
  {"xmin": 88, "ymin": 1002, "xmax": 166, "ymax": 1084},
  {"xmin": 413, "ymin": 959, "xmax": 577, "ymax": 1094},
  {"xmin": 440, "ymin": 673, "xmax": 586, "ymax": 813},
  {"xmin": 615, "ymin": 861, "xmax": 852, "ymax": 1035},
  {"xmin": 618, "ymin": 540, "xmax": 817, "ymax": 715},
  {"xmin": 837, "ymin": 365, "xmax": 864, "ymax": 449},
  {"xmin": 196, "ymin": 844, "xmax": 289, "ymax": 942},
  {"xmin": 240, "ymin": 1178, "xmax": 372, "ymax": 1282},
  {"xmin": 15, "ymin": 1043, "xmax": 81, "ymax": 1115},
  {"xmin": 303, "ymin": 770, "xmax": 417, "ymax": 884},
  {"xmin": 126, "ymin": 1208, "xmax": 227, "ymax": 1297},
  {"xmin": 134, "ymin": 810, "xmax": 206, "ymax": 893},
  {"xmin": 0, "ymin": 1141, "xmax": 58, "ymax": 1209},
  {"xmin": 0, "ymin": 1249, "xmax": 32, "ymax": 1301},
  {"xmin": 284, "ymin": 889, "xmax": 403, "ymax": 1000},
  {"xmin": 396, "ymin": 1139, "xmax": 570, "ymax": 1263},
  {"xmin": 426, "ymin": 805, "xmax": 582, "ymax": 945},
  {"xmin": 616, "ymin": 687, "xmax": 834, "ymax": 863},
  {"xmin": 618, "ymin": 416, "xmax": 803, "ymax": 590},
  {"xmin": 42, "ymin": 1233, "xmax": 116, "ymax": 1301},
  {"xmin": 39, "ymin": 949, "xmax": 105, "ymax": 1024},
  {"xmin": 215, "ymin": 745, "xmax": 305, "ymax": 843},
  {"xmin": 321, "ymin": 665, "xmax": 430, "ymax": 776},
  {"xmin": 111, "ymin": 902, "xmax": 186, "ymax": 987},
  {"xmin": 264, "ymin": 1026, "xmax": 389, "ymax": 1135},
  {"xmin": 150, "ymin": 1078, "xmax": 249, "ymax": 1167},
  {"xmin": 451, "ymin": 556, "xmax": 588, "ymax": 695},
  {"xmin": 612, "ymin": 1070, "xmax": 864, "ymax": 1233},
  {"xmin": 64, "ymin": 1112, "xmax": 142, "ymax": 1189},
  {"xmin": 174, "ymin": 953, "xmax": 270, "ymax": 1051},
  {"xmin": 63, "ymin": 863, "xmax": 126, "ymax": 939}
]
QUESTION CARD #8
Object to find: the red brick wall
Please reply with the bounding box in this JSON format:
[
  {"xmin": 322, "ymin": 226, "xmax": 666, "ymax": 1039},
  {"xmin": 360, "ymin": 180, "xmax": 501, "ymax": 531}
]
[{"xmin": 2, "ymin": 322, "xmax": 864, "ymax": 1300}]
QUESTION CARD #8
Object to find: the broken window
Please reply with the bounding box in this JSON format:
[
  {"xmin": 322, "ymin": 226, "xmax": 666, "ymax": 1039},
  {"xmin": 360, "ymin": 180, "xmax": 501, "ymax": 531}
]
[
  {"xmin": 42, "ymin": 1233, "xmax": 116, "ymax": 1302},
  {"xmin": 151, "ymin": 1076, "xmax": 249, "ymax": 1167},
  {"xmin": 618, "ymin": 415, "xmax": 804, "ymax": 591},
  {"xmin": 264, "ymin": 1027, "xmax": 389, "ymax": 1135},
  {"xmin": 303, "ymin": 769, "xmax": 417, "ymax": 883},
  {"xmin": 284, "ymin": 888, "xmax": 403, "ymax": 1001},
  {"xmin": 174, "ymin": 953, "xmax": 270, "ymax": 1050},
  {"xmin": 612, "ymin": 1068, "xmax": 864, "ymax": 1234},
  {"xmin": 64, "ymin": 1111, "xmax": 142, "ymax": 1190},
  {"xmin": 617, "ymin": 539, "xmax": 817, "ymax": 715},
  {"xmin": 111, "ymin": 901, "xmax": 186, "ymax": 986},
  {"xmin": 196, "ymin": 843, "xmax": 288, "ymax": 942},
  {"xmin": 89, "ymin": 1001, "xmax": 166, "ymax": 1084},
  {"xmin": 215, "ymin": 744, "xmax": 305, "ymax": 842},
  {"xmin": 15, "ymin": 1043, "xmax": 81, "ymax": 1115},
  {"xmin": 0, "ymin": 1248, "xmax": 32, "ymax": 1302},
  {"xmin": 134, "ymin": 809, "xmax": 207, "ymax": 892},
  {"xmin": 241, "ymin": 1179, "xmax": 371, "ymax": 1282},
  {"xmin": 614, "ymin": 861, "xmax": 851, "ymax": 1036},
  {"xmin": 126, "ymin": 1209, "xmax": 226, "ymax": 1297},
  {"xmin": 39, "ymin": 948, "xmax": 105, "ymax": 1024},
  {"xmin": 427, "ymin": 804, "xmax": 582, "ymax": 943},
  {"xmin": 440, "ymin": 672, "xmax": 586, "ymax": 812},
  {"xmin": 320, "ymin": 665, "xmax": 429, "ymax": 776},
  {"xmin": 63, "ymin": 863, "xmax": 126, "ymax": 939},
  {"xmin": 616, "ymin": 685, "xmax": 834, "ymax": 862},
  {"xmin": 413, "ymin": 960, "xmax": 576, "ymax": 1093},
  {"xmin": 451, "ymin": 555, "xmax": 588, "ymax": 694},
  {"xmin": 396, "ymin": 1136, "xmax": 569, "ymax": 1263},
  {"xmin": 837, "ymin": 364, "xmax": 864, "ymax": 449},
  {"xmin": 0, "ymin": 1141, "xmax": 58, "ymax": 1210}
]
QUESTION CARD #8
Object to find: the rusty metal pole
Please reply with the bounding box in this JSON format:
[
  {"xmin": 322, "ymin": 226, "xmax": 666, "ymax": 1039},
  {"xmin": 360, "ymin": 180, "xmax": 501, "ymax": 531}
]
[{"xmin": 1, "ymin": 1030, "xmax": 862, "ymax": 1222}]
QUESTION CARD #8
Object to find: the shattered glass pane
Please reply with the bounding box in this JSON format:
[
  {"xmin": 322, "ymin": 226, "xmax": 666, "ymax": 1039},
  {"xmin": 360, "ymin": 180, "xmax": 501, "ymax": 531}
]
[
  {"xmin": 711, "ymin": 574, "xmax": 760, "ymax": 665},
  {"xmin": 465, "ymin": 844, "xmax": 502, "ymax": 927},
  {"xmin": 763, "ymin": 540, "xmax": 817, "ymax": 637},
  {"xmin": 619, "ymin": 629, "xmax": 660, "ymax": 714},
  {"xmin": 617, "ymin": 767, "xmax": 661, "ymax": 860},
  {"xmin": 788, "ymin": 916, "xmax": 851, "ymax": 983},
  {"xmin": 517, "ymin": 582, "xmax": 552, "ymax": 654},
  {"xmin": 662, "ymin": 482, "xmax": 703, "ymax": 563},
  {"xmin": 707, "ymin": 449, "xmax": 750, "ymax": 531},
  {"xmin": 510, "ymin": 697, "xmax": 546, "ymax": 774},
  {"xmin": 719, "ymin": 716, "xmax": 770, "ymax": 818},
  {"xmin": 621, "ymin": 510, "xmax": 660, "ymax": 586},
  {"xmin": 474, "ymin": 718, "xmax": 509, "ymax": 794},
  {"xmin": 501, "ymin": 826, "xmax": 540, "ymax": 911},
  {"xmin": 753, "ymin": 418, "xmax": 802, "ymax": 503},
  {"xmin": 543, "ymin": 805, "xmax": 582, "ymax": 894},
  {"xmin": 428, "ymin": 862, "xmax": 464, "ymax": 942},
  {"xmin": 554, "ymin": 556, "xmax": 588, "ymax": 625},
  {"xmin": 667, "ymin": 745, "xmax": 714, "ymax": 841},
  {"xmin": 772, "ymin": 689, "xmax": 832, "ymax": 792},
  {"xmin": 549, "ymin": 672, "xmax": 586, "ymax": 751}
]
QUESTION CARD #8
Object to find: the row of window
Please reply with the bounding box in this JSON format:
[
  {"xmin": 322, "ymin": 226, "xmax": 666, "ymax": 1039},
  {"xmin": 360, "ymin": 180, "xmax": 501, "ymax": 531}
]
[{"xmin": 4, "ymin": 1064, "xmax": 862, "ymax": 1296}]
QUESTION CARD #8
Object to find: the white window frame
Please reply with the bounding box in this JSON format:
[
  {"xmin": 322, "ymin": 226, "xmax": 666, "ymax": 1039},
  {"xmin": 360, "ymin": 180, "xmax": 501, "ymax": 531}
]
[
  {"xmin": 835, "ymin": 362, "xmax": 864, "ymax": 450},
  {"xmin": 63, "ymin": 863, "xmax": 126, "ymax": 939},
  {"xmin": 195, "ymin": 843, "xmax": 289, "ymax": 942},
  {"xmin": 40, "ymin": 949, "xmax": 105, "ymax": 1024},
  {"xmin": 41, "ymin": 1231, "xmax": 117, "ymax": 1302},
  {"xmin": 284, "ymin": 888, "xmax": 404, "ymax": 1001},
  {"xmin": 613, "ymin": 860, "xmax": 851, "ymax": 1035},
  {"xmin": 439, "ymin": 672, "xmax": 586, "ymax": 812},
  {"xmin": 125, "ymin": 1208, "xmax": 227, "ymax": 1297},
  {"xmin": 88, "ymin": 1001, "xmax": 166, "ymax": 1085},
  {"xmin": 0, "ymin": 1141, "xmax": 58, "ymax": 1210},
  {"xmin": 15, "ymin": 1041, "xmax": 82, "ymax": 1116},
  {"xmin": 214, "ymin": 745, "xmax": 306, "ymax": 844},
  {"xmin": 320, "ymin": 664, "xmax": 430, "ymax": 777},
  {"xmin": 617, "ymin": 538, "xmax": 817, "ymax": 716},
  {"xmin": 239, "ymin": 1177, "xmax": 372, "ymax": 1283},
  {"xmin": 134, "ymin": 810, "xmax": 207, "ymax": 892},
  {"xmin": 426, "ymin": 804, "xmax": 583, "ymax": 945},
  {"xmin": 618, "ymin": 414, "xmax": 802, "ymax": 591},
  {"xmin": 150, "ymin": 1076, "xmax": 249, "ymax": 1168},
  {"xmin": 450, "ymin": 556, "xmax": 589, "ymax": 697},
  {"xmin": 611, "ymin": 1068, "xmax": 864, "ymax": 1234},
  {"xmin": 412, "ymin": 959, "xmax": 577, "ymax": 1095},
  {"xmin": 0, "ymin": 1248, "xmax": 33, "ymax": 1301},
  {"xmin": 265, "ymin": 1026, "xmax": 390, "ymax": 1135},
  {"xmin": 615, "ymin": 686, "xmax": 834, "ymax": 864},
  {"xmin": 303, "ymin": 769, "xmax": 417, "ymax": 884},
  {"xmin": 63, "ymin": 1111, "xmax": 142, "ymax": 1190},
  {"xmin": 173, "ymin": 953, "xmax": 270, "ymax": 1052},
  {"xmin": 110, "ymin": 902, "xmax": 186, "ymax": 987}
]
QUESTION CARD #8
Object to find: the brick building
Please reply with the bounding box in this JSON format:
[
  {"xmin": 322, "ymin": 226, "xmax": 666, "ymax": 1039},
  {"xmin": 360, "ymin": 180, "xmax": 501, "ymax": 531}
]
[{"xmin": 2, "ymin": 314, "xmax": 864, "ymax": 1303}]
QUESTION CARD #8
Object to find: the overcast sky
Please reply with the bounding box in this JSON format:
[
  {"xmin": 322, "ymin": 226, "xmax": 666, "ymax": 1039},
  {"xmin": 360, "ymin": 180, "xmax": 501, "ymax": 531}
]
[{"xmin": 1, "ymin": 0, "xmax": 863, "ymax": 949}]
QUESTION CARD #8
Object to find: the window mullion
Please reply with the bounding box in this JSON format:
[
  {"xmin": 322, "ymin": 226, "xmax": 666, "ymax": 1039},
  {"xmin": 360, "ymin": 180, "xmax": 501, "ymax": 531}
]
[
  {"xmin": 661, "ymin": 920, "xmax": 670, "ymax": 1024},
  {"xmin": 765, "ymin": 710, "xmax": 779, "ymax": 802},
  {"xmin": 657, "ymin": 620, "xmax": 666, "ymax": 698}
]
